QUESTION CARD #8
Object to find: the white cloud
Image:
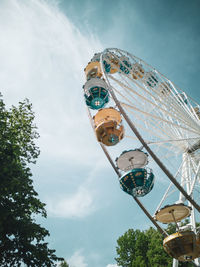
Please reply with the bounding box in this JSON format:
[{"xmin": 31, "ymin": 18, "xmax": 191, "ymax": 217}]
[
  {"xmin": 107, "ymin": 264, "xmax": 118, "ymax": 267},
  {"xmin": 47, "ymin": 185, "xmax": 95, "ymax": 218},
  {"xmin": 0, "ymin": 0, "xmax": 106, "ymax": 221},
  {"xmin": 68, "ymin": 250, "xmax": 88, "ymax": 267},
  {"xmin": 0, "ymin": 0, "xmax": 103, "ymax": 165},
  {"xmin": 43, "ymin": 159, "xmax": 112, "ymax": 218}
]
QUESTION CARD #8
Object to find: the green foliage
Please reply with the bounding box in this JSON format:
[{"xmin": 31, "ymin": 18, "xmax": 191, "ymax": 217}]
[
  {"xmin": 146, "ymin": 228, "xmax": 171, "ymax": 267},
  {"xmin": 115, "ymin": 229, "xmax": 149, "ymax": 267},
  {"xmin": 115, "ymin": 222, "xmax": 195, "ymax": 267},
  {"xmin": 0, "ymin": 95, "xmax": 63, "ymax": 266},
  {"xmin": 58, "ymin": 260, "xmax": 69, "ymax": 267},
  {"xmin": 131, "ymin": 255, "xmax": 146, "ymax": 267}
]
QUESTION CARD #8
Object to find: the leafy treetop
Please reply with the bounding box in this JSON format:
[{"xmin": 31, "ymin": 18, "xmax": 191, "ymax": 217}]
[{"xmin": 0, "ymin": 94, "xmax": 63, "ymax": 266}]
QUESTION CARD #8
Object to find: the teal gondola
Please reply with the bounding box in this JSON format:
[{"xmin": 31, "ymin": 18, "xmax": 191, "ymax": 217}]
[
  {"xmin": 119, "ymin": 168, "xmax": 155, "ymax": 197},
  {"xmin": 83, "ymin": 78, "xmax": 109, "ymax": 110},
  {"xmin": 84, "ymin": 87, "xmax": 109, "ymax": 110}
]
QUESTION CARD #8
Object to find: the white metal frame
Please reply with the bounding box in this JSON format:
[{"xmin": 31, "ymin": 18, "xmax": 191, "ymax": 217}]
[{"xmin": 100, "ymin": 48, "xmax": 200, "ymax": 266}]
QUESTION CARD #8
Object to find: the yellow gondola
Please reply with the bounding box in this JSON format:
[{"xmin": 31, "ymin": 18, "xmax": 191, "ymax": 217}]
[
  {"xmin": 155, "ymin": 204, "xmax": 200, "ymax": 261},
  {"xmin": 132, "ymin": 63, "xmax": 145, "ymax": 80},
  {"xmin": 93, "ymin": 107, "xmax": 124, "ymax": 146},
  {"xmin": 163, "ymin": 231, "xmax": 200, "ymax": 262},
  {"xmin": 84, "ymin": 61, "xmax": 102, "ymax": 80}
]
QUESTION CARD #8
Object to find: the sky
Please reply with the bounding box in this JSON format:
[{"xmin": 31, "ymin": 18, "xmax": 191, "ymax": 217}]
[{"xmin": 0, "ymin": 0, "xmax": 200, "ymax": 266}]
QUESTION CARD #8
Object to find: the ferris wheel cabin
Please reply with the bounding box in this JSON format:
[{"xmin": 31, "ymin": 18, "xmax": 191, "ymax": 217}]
[
  {"xmin": 116, "ymin": 149, "xmax": 154, "ymax": 197},
  {"xmin": 163, "ymin": 231, "xmax": 200, "ymax": 262},
  {"xmin": 155, "ymin": 204, "xmax": 200, "ymax": 261},
  {"xmin": 93, "ymin": 107, "xmax": 124, "ymax": 146},
  {"xmin": 103, "ymin": 53, "xmax": 120, "ymax": 74},
  {"xmin": 131, "ymin": 62, "xmax": 145, "ymax": 79},
  {"xmin": 143, "ymin": 72, "xmax": 158, "ymax": 87},
  {"xmin": 119, "ymin": 56, "xmax": 132, "ymax": 74},
  {"xmin": 83, "ymin": 78, "xmax": 109, "ymax": 110},
  {"xmin": 119, "ymin": 168, "xmax": 155, "ymax": 197}
]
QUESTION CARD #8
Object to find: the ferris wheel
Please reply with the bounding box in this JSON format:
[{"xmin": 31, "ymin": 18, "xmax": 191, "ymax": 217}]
[{"xmin": 82, "ymin": 48, "xmax": 200, "ymax": 265}]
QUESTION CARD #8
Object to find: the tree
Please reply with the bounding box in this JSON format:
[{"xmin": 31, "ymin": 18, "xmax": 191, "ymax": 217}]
[
  {"xmin": 115, "ymin": 222, "xmax": 195, "ymax": 267},
  {"xmin": 115, "ymin": 229, "xmax": 149, "ymax": 267},
  {"xmin": 0, "ymin": 94, "xmax": 63, "ymax": 266}
]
